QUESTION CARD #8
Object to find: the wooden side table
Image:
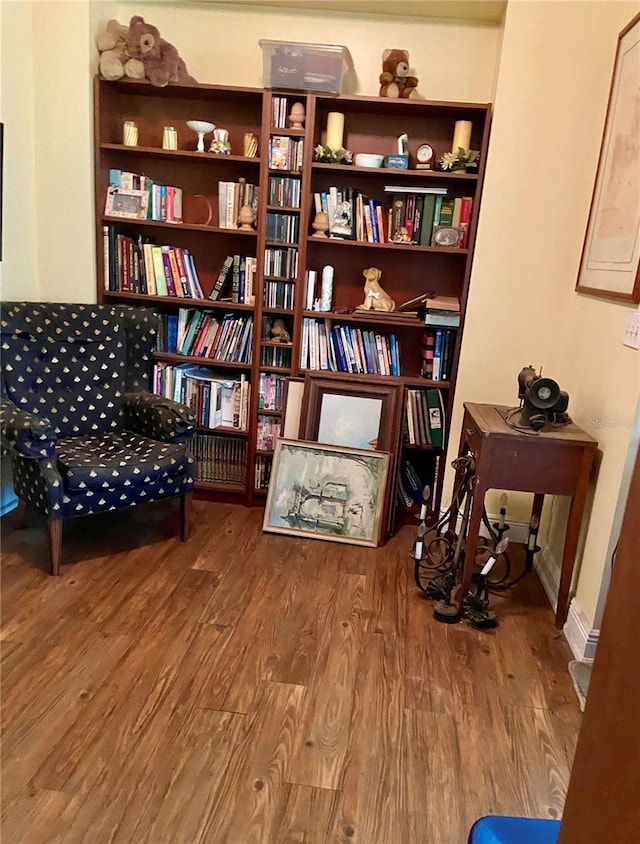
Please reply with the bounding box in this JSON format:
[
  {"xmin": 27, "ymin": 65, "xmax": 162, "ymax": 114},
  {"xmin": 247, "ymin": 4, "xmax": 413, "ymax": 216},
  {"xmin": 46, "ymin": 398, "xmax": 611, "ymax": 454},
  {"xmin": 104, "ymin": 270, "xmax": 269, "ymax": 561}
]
[{"xmin": 452, "ymin": 403, "xmax": 598, "ymax": 628}]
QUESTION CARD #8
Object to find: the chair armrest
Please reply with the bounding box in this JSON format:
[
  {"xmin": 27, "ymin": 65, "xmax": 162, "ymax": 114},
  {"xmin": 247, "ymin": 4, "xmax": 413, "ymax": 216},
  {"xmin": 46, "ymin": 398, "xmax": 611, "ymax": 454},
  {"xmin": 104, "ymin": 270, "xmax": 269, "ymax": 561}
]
[
  {"xmin": 124, "ymin": 391, "xmax": 195, "ymax": 443},
  {"xmin": 0, "ymin": 398, "xmax": 57, "ymax": 459}
]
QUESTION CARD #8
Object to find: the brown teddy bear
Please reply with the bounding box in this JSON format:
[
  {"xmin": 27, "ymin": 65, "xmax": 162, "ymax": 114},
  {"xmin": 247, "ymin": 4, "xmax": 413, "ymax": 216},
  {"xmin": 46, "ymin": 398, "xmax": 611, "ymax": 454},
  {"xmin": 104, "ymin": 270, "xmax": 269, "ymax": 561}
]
[
  {"xmin": 379, "ymin": 49, "xmax": 419, "ymax": 99},
  {"xmin": 96, "ymin": 19, "xmax": 145, "ymax": 82},
  {"xmin": 126, "ymin": 16, "xmax": 196, "ymax": 87}
]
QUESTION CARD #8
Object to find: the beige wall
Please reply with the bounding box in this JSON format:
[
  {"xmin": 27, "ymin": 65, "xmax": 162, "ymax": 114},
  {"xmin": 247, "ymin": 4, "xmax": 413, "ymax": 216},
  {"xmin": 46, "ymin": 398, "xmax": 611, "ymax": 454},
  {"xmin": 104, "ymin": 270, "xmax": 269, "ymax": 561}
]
[{"xmin": 451, "ymin": 0, "xmax": 640, "ymax": 627}]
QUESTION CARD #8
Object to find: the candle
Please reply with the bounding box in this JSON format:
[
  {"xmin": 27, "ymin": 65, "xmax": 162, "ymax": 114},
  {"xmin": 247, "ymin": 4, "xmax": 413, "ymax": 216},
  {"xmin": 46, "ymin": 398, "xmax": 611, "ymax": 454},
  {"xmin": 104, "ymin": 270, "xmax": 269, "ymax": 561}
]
[
  {"xmin": 123, "ymin": 120, "xmax": 138, "ymax": 146},
  {"xmin": 320, "ymin": 265, "xmax": 334, "ymax": 311},
  {"xmin": 527, "ymin": 514, "xmax": 540, "ymax": 551},
  {"xmin": 451, "ymin": 120, "xmax": 472, "ymax": 153},
  {"xmin": 326, "ymin": 112, "xmax": 344, "ymax": 151},
  {"xmin": 499, "ymin": 492, "xmax": 507, "ymax": 530}
]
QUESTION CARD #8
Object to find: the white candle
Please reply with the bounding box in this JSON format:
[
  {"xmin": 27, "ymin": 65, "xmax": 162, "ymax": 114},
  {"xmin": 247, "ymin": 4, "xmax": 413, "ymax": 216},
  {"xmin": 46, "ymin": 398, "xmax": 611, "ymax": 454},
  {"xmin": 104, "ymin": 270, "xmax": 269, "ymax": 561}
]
[
  {"xmin": 326, "ymin": 112, "xmax": 345, "ymax": 151},
  {"xmin": 320, "ymin": 265, "xmax": 334, "ymax": 311},
  {"xmin": 451, "ymin": 120, "xmax": 472, "ymax": 153}
]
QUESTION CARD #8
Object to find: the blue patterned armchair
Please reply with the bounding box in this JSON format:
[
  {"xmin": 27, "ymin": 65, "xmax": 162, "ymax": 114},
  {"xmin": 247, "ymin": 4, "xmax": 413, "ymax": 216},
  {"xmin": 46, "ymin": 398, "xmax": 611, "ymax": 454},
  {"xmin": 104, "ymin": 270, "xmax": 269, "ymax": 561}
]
[{"xmin": 0, "ymin": 302, "xmax": 196, "ymax": 574}]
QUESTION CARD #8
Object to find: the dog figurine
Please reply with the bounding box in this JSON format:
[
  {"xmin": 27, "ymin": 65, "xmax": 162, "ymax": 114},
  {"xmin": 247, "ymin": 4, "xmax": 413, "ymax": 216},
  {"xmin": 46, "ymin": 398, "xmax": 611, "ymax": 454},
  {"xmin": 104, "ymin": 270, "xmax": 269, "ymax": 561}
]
[{"xmin": 359, "ymin": 267, "xmax": 396, "ymax": 312}]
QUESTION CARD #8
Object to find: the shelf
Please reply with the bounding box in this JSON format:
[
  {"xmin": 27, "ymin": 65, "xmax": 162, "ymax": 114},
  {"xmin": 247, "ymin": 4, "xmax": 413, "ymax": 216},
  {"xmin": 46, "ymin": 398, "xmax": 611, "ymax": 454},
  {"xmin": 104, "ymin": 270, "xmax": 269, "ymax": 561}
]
[
  {"xmin": 269, "ymin": 127, "xmax": 305, "ymax": 137},
  {"xmin": 195, "ymin": 480, "xmax": 246, "ymax": 493},
  {"xmin": 257, "ymin": 409, "xmax": 283, "ymax": 417},
  {"xmin": 299, "ymin": 368, "xmax": 451, "ymax": 388},
  {"xmin": 196, "ymin": 425, "xmax": 248, "ymax": 437},
  {"xmin": 103, "ymin": 291, "xmax": 254, "ymax": 311},
  {"xmin": 154, "ymin": 352, "xmax": 252, "ymax": 370},
  {"xmin": 102, "ymin": 216, "xmax": 257, "ymax": 236},
  {"xmin": 302, "ymin": 309, "xmax": 426, "ymax": 330},
  {"xmin": 256, "ymin": 449, "xmax": 274, "ymax": 457},
  {"xmin": 306, "ymin": 236, "xmax": 468, "ymax": 255},
  {"xmin": 262, "ymin": 307, "xmax": 295, "ymax": 315},
  {"xmin": 260, "ymin": 365, "xmax": 292, "ymax": 374},
  {"xmin": 266, "ymin": 205, "xmax": 301, "ymax": 213},
  {"xmin": 267, "ymin": 168, "xmax": 302, "ymax": 176},
  {"xmin": 403, "ymin": 442, "xmax": 437, "ymax": 451},
  {"xmin": 100, "ymin": 143, "xmax": 261, "ymax": 165},
  {"xmin": 261, "ymin": 340, "xmax": 294, "ymax": 347},
  {"xmin": 265, "ymin": 240, "xmax": 300, "ymax": 248},
  {"xmin": 312, "ymin": 162, "xmax": 479, "ymax": 181}
]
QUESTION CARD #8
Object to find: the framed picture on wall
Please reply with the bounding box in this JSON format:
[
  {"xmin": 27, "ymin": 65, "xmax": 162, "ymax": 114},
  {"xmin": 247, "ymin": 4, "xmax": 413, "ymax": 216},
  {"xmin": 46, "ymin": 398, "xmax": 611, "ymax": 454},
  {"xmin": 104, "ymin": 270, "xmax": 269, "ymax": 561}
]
[{"xmin": 575, "ymin": 12, "xmax": 640, "ymax": 304}]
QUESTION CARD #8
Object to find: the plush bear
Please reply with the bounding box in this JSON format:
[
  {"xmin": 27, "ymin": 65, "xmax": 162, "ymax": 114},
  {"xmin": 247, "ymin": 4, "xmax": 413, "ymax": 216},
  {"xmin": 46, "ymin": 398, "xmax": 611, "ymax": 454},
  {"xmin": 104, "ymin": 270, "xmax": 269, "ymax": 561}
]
[
  {"xmin": 379, "ymin": 49, "xmax": 419, "ymax": 99},
  {"xmin": 126, "ymin": 16, "xmax": 197, "ymax": 87},
  {"xmin": 96, "ymin": 19, "xmax": 145, "ymax": 82}
]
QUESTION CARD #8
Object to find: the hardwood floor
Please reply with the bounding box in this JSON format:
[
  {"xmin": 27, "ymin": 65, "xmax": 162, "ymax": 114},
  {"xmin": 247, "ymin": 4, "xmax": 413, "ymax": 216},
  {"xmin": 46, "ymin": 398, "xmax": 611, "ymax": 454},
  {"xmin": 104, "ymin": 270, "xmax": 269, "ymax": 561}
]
[{"xmin": 0, "ymin": 501, "xmax": 581, "ymax": 843}]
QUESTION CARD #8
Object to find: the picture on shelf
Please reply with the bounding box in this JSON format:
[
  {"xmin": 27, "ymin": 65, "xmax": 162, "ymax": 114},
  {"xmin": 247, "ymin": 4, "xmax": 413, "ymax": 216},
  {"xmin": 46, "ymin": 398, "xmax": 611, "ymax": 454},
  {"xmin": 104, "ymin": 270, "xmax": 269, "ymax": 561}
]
[
  {"xmin": 104, "ymin": 186, "xmax": 149, "ymax": 220},
  {"xmin": 318, "ymin": 394, "xmax": 382, "ymax": 449},
  {"xmin": 263, "ymin": 439, "xmax": 389, "ymax": 547}
]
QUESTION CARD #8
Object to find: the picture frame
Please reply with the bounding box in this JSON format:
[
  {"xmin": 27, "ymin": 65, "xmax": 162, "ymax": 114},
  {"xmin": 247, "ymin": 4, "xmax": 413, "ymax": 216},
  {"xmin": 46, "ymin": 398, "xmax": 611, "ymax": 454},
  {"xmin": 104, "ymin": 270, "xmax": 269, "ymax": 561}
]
[
  {"xmin": 575, "ymin": 12, "xmax": 640, "ymax": 304},
  {"xmin": 263, "ymin": 439, "xmax": 390, "ymax": 547},
  {"xmin": 104, "ymin": 186, "xmax": 149, "ymax": 220},
  {"xmin": 300, "ymin": 373, "xmax": 403, "ymax": 452}
]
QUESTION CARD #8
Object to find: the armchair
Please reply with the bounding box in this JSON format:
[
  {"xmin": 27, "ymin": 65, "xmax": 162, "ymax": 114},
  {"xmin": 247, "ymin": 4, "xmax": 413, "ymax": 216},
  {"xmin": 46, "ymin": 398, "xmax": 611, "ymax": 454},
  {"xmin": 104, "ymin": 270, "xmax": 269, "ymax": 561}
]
[{"xmin": 0, "ymin": 302, "xmax": 196, "ymax": 574}]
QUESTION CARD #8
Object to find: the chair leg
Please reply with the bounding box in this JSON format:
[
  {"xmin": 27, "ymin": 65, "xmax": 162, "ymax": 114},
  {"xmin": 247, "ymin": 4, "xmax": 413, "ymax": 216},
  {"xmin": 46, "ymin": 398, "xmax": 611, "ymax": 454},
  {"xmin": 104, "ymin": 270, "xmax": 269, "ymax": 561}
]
[
  {"xmin": 47, "ymin": 518, "xmax": 63, "ymax": 576},
  {"xmin": 180, "ymin": 492, "xmax": 193, "ymax": 542},
  {"xmin": 12, "ymin": 499, "xmax": 27, "ymax": 530}
]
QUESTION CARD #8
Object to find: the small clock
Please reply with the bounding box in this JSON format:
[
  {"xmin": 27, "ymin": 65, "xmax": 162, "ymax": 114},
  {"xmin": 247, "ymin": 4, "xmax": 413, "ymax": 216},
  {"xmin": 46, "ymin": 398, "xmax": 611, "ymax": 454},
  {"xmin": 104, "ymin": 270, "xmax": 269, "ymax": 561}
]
[{"xmin": 416, "ymin": 143, "xmax": 434, "ymax": 169}]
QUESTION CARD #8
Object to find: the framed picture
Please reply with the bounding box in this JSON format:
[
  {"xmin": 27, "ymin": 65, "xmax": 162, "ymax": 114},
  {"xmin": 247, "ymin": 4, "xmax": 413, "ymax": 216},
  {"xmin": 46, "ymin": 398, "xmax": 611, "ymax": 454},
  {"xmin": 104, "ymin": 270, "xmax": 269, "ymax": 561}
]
[
  {"xmin": 263, "ymin": 439, "xmax": 390, "ymax": 547},
  {"xmin": 300, "ymin": 374, "xmax": 402, "ymax": 451},
  {"xmin": 281, "ymin": 377, "xmax": 304, "ymax": 438},
  {"xmin": 575, "ymin": 12, "xmax": 640, "ymax": 303},
  {"xmin": 104, "ymin": 186, "xmax": 149, "ymax": 220}
]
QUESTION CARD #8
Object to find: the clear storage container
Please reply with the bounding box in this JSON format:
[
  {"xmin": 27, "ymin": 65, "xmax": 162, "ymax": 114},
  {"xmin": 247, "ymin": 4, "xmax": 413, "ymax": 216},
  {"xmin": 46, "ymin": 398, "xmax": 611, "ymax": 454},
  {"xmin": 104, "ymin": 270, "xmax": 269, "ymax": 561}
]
[{"xmin": 259, "ymin": 40, "xmax": 349, "ymax": 93}]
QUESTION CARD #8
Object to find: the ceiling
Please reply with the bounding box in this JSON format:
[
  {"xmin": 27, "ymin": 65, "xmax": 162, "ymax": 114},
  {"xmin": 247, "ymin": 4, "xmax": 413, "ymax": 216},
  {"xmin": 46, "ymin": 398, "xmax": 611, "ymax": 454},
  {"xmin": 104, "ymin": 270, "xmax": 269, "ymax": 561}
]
[{"xmin": 192, "ymin": 1, "xmax": 507, "ymax": 24}]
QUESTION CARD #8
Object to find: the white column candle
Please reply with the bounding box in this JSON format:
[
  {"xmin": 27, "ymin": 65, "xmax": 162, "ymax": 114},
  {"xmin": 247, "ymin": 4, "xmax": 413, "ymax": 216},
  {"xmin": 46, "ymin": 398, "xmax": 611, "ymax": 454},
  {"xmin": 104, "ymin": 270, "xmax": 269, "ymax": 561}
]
[
  {"xmin": 451, "ymin": 120, "xmax": 472, "ymax": 153},
  {"xmin": 326, "ymin": 112, "xmax": 345, "ymax": 150},
  {"xmin": 320, "ymin": 265, "xmax": 334, "ymax": 311}
]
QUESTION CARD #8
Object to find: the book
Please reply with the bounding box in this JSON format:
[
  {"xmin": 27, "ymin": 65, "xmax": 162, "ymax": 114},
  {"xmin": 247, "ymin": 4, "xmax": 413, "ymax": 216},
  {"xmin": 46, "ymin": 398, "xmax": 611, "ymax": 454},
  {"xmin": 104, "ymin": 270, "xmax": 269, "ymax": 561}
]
[
  {"xmin": 419, "ymin": 194, "xmax": 437, "ymax": 246},
  {"xmin": 384, "ymin": 185, "xmax": 447, "ymax": 195},
  {"xmin": 210, "ymin": 255, "xmax": 233, "ymax": 301},
  {"xmin": 426, "ymin": 389, "xmax": 445, "ymax": 448}
]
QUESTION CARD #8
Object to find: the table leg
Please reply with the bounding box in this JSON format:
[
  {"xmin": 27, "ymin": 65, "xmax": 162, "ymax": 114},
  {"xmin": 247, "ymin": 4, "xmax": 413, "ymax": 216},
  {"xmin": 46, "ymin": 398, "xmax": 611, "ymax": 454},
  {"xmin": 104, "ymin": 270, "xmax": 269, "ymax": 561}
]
[
  {"xmin": 456, "ymin": 476, "xmax": 489, "ymax": 616},
  {"xmin": 556, "ymin": 450, "xmax": 594, "ymax": 628}
]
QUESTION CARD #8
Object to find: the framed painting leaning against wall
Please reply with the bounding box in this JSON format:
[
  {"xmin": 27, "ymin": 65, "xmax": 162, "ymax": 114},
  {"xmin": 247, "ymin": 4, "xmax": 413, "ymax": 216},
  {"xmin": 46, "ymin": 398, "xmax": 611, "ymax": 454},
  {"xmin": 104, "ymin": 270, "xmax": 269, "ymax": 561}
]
[
  {"xmin": 263, "ymin": 439, "xmax": 390, "ymax": 547},
  {"xmin": 575, "ymin": 11, "xmax": 640, "ymax": 304}
]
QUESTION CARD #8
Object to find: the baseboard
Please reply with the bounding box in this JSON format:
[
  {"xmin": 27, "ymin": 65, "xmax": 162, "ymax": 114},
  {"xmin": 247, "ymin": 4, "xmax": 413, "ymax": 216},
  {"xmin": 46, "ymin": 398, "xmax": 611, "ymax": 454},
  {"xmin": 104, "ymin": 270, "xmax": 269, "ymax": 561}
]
[
  {"xmin": 444, "ymin": 511, "xmax": 530, "ymax": 544},
  {"xmin": 535, "ymin": 544, "xmax": 599, "ymax": 661}
]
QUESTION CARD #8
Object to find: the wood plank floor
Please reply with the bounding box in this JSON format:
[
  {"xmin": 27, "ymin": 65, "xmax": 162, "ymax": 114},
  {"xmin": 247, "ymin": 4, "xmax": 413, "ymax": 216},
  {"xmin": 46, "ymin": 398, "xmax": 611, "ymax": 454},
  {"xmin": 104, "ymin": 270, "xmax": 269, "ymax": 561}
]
[{"xmin": 0, "ymin": 500, "xmax": 581, "ymax": 844}]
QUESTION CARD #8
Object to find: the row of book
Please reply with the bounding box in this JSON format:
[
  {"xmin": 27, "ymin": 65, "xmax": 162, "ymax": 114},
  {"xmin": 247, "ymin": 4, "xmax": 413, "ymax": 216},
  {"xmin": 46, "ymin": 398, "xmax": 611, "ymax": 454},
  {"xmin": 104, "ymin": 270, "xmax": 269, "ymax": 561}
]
[
  {"xmin": 256, "ymin": 415, "xmax": 281, "ymax": 451},
  {"xmin": 397, "ymin": 456, "xmax": 439, "ymax": 508},
  {"xmin": 405, "ymin": 388, "xmax": 445, "ymax": 447},
  {"xmin": 300, "ymin": 318, "xmax": 401, "ymax": 376},
  {"xmin": 107, "ymin": 169, "xmax": 183, "ymax": 224},
  {"xmin": 264, "ymin": 247, "xmax": 298, "ymax": 280},
  {"xmin": 255, "ymin": 454, "xmax": 273, "ymax": 490},
  {"xmin": 421, "ymin": 328, "xmax": 456, "ymax": 382},
  {"xmin": 154, "ymin": 363, "xmax": 250, "ymax": 431},
  {"xmin": 313, "ymin": 185, "xmax": 473, "ymax": 248},
  {"xmin": 424, "ymin": 295, "xmax": 461, "ymax": 327},
  {"xmin": 261, "ymin": 345, "xmax": 292, "ymax": 368},
  {"xmin": 266, "ymin": 212, "xmax": 300, "ymax": 244},
  {"xmin": 268, "ymin": 175, "xmax": 301, "ymax": 209},
  {"xmin": 157, "ymin": 309, "xmax": 253, "ymax": 364},
  {"xmin": 209, "ymin": 254, "xmax": 257, "ymax": 303},
  {"xmin": 102, "ymin": 228, "xmax": 204, "ymax": 298},
  {"xmin": 268, "ymin": 136, "xmax": 304, "ymax": 171},
  {"xmin": 258, "ymin": 372, "xmax": 287, "ymax": 411},
  {"xmin": 218, "ymin": 180, "xmax": 259, "ymax": 230},
  {"xmin": 264, "ymin": 281, "xmax": 295, "ymax": 310},
  {"xmin": 271, "ymin": 96, "xmax": 296, "ymax": 129},
  {"xmin": 191, "ymin": 434, "xmax": 247, "ymax": 486}
]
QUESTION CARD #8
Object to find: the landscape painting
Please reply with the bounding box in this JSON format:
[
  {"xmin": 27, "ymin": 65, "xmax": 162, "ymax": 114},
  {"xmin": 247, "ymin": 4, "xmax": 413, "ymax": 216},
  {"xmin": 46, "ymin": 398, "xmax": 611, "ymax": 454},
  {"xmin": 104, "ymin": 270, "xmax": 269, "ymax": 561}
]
[{"xmin": 263, "ymin": 439, "xmax": 389, "ymax": 547}]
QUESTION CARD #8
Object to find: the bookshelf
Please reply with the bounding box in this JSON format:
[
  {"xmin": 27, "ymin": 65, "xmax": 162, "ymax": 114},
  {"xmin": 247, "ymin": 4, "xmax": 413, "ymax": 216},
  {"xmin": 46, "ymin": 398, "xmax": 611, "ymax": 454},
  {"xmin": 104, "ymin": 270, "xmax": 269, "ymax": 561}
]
[{"xmin": 94, "ymin": 77, "xmax": 491, "ymax": 523}]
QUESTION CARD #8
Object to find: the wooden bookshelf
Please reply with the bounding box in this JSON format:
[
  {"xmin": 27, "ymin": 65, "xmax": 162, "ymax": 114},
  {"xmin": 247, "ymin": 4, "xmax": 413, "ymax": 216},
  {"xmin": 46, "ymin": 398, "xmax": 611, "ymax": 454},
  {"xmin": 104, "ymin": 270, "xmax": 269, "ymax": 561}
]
[{"xmin": 94, "ymin": 77, "xmax": 491, "ymax": 522}]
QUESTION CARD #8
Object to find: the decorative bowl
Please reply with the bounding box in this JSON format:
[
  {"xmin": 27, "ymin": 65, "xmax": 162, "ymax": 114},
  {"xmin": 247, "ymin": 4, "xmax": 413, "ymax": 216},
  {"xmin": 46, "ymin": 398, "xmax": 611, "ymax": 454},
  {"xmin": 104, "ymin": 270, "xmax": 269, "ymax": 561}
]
[{"xmin": 354, "ymin": 153, "xmax": 384, "ymax": 168}]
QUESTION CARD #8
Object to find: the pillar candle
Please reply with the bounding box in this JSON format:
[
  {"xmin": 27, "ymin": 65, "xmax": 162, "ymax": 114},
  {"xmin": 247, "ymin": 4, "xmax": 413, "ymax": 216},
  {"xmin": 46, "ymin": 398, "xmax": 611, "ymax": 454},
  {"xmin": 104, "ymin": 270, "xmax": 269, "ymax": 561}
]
[
  {"xmin": 326, "ymin": 112, "xmax": 345, "ymax": 150},
  {"xmin": 320, "ymin": 265, "xmax": 334, "ymax": 311},
  {"xmin": 451, "ymin": 120, "xmax": 472, "ymax": 153}
]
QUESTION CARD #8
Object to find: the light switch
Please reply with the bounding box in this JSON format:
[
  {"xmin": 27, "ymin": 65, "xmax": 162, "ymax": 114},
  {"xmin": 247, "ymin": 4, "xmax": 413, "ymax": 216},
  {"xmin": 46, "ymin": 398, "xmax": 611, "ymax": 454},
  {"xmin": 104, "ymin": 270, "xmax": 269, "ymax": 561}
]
[{"xmin": 623, "ymin": 313, "xmax": 640, "ymax": 349}]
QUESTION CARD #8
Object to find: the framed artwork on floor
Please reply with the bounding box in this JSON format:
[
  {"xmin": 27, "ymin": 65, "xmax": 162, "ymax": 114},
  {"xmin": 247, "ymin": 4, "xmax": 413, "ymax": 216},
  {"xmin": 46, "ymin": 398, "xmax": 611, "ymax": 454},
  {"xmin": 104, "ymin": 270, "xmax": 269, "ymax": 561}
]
[
  {"xmin": 263, "ymin": 439, "xmax": 390, "ymax": 547},
  {"xmin": 575, "ymin": 11, "xmax": 640, "ymax": 304}
]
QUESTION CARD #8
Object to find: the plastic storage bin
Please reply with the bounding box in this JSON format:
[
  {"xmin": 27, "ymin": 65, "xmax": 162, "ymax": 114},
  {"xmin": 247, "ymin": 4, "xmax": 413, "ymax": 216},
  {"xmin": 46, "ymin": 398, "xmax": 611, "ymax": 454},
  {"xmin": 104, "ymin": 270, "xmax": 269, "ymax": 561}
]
[{"xmin": 259, "ymin": 40, "xmax": 348, "ymax": 93}]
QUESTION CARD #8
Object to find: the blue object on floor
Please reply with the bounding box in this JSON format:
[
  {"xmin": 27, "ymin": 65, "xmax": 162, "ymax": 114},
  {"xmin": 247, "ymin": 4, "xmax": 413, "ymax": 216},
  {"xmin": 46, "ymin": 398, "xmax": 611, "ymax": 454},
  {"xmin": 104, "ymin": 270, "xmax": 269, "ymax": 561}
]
[{"xmin": 468, "ymin": 816, "xmax": 561, "ymax": 844}]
